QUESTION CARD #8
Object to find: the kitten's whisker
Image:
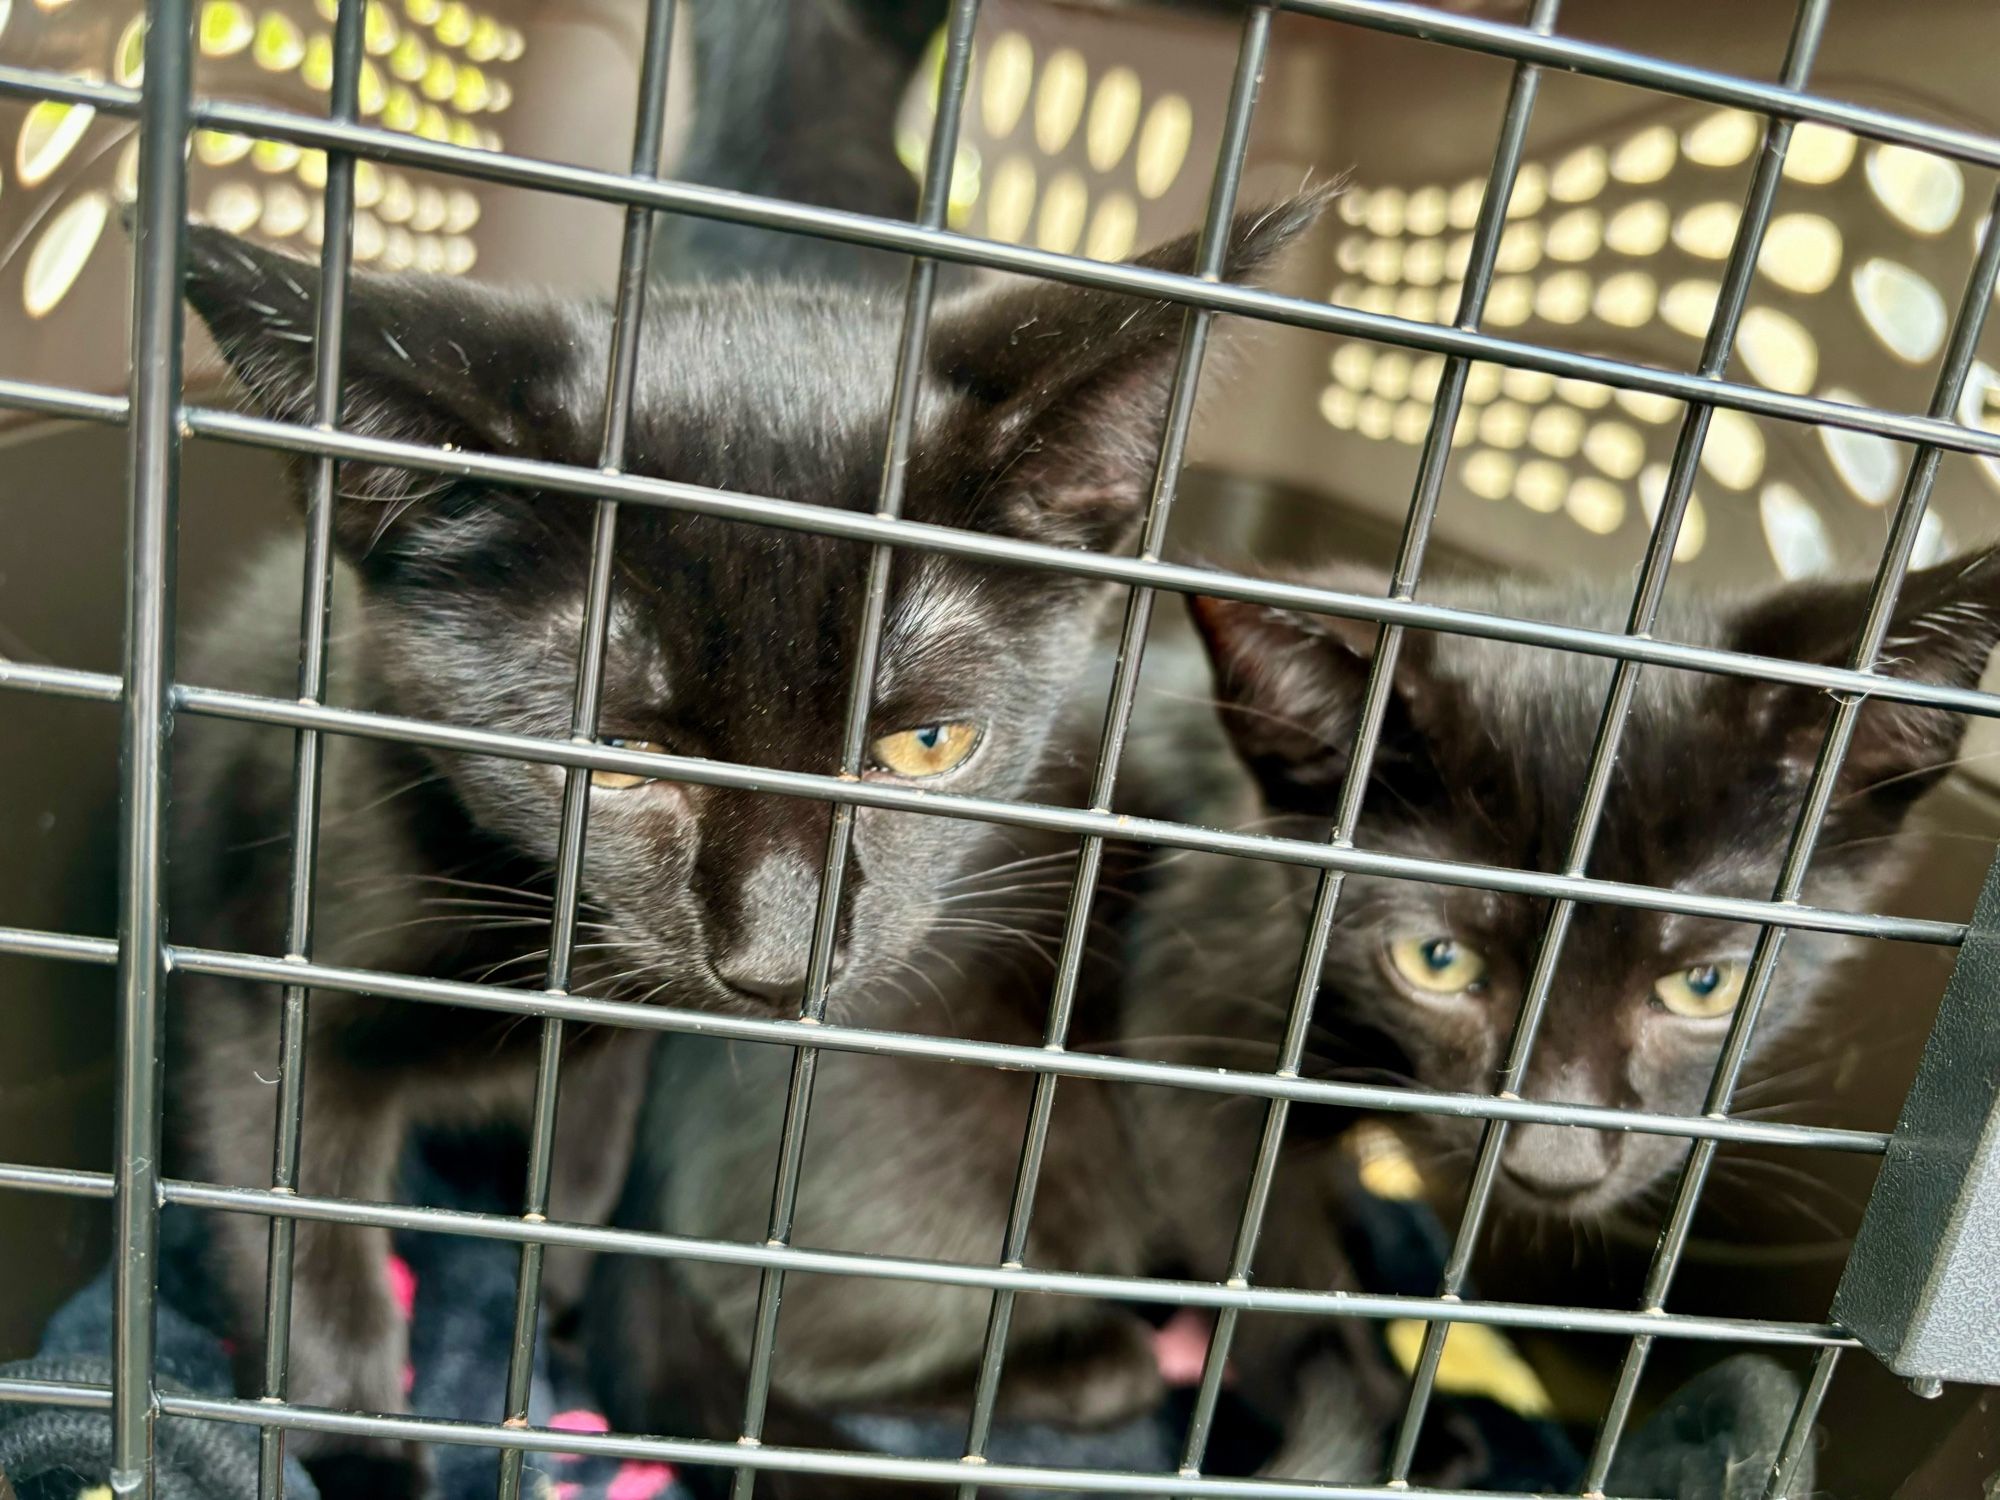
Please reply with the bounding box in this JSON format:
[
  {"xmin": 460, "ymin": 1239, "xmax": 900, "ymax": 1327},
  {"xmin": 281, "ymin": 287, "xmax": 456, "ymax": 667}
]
[
  {"xmin": 1726, "ymin": 1099, "xmax": 1821, "ymax": 1122},
  {"xmin": 938, "ymin": 850, "xmax": 1081, "ymax": 892},
  {"xmin": 411, "ymin": 894, "xmax": 557, "ymax": 913},
  {"xmin": 1816, "ymin": 825, "xmax": 2000, "ymax": 854},
  {"xmin": 349, "ymin": 871, "xmax": 556, "ymax": 908},
  {"xmin": 934, "ymin": 881, "xmax": 1086, "ymax": 905},
  {"xmin": 1710, "ymin": 1172, "xmax": 1850, "ymax": 1241},
  {"xmin": 1732, "ymin": 1056, "xmax": 1843, "ymax": 1104},
  {"xmin": 1714, "ymin": 1154, "xmax": 1861, "ymax": 1209},
  {"xmin": 332, "ymin": 912, "xmax": 551, "ymax": 947},
  {"xmin": 873, "ymin": 953, "xmax": 956, "ymax": 1027},
  {"xmin": 1836, "ymin": 745, "xmax": 2000, "ymax": 804}
]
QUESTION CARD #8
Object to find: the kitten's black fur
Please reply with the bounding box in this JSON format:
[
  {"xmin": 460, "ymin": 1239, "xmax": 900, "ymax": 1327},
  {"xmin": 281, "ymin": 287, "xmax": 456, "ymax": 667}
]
[
  {"xmin": 166, "ymin": 199, "xmax": 1322, "ymax": 1497},
  {"xmin": 1169, "ymin": 553, "xmax": 2000, "ymax": 1217},
  {"xmin": 602, "ymin": 550, "xmax": 2000, "ymax": 1493},
  {"xmin": 657, "ymin": 0, "xmax": 944, "ymax": 285},
  {"xmin": 654, "ymin": 0, "xmax": 1247, "ymax": 286}
]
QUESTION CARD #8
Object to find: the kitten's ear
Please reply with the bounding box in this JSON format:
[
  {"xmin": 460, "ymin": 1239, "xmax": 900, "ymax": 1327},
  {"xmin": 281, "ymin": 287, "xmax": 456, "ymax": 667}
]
[
  {"xmin": 182, "ymin": 225, "xmax": 575, "ymax": 569},
  {"xmin": 928, "ymin": 192, "xmax": 1329, "ymax": 551},
  {"xmin": 1189, "ymin": 572, "xmax": 1434, "ymax": 814},
  {"xmin": 1729, "ymin": 543, "xmax": 2000, "ymax": 811}
]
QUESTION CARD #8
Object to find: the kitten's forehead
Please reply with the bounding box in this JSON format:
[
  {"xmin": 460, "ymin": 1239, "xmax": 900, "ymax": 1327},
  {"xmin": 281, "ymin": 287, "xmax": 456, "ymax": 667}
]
[
  {"xmin": 617, "ymin": 283, "xmax": 908, "ymax": 499},
  {"xmin": 879, "ymin": 560, "xmax": 995, "ymax": 692},
  {"xmin": 1404, "ymin": 579, "xmax": 1795, "ymax": 887},
  {"xmin": 531, "ymin": 513, "xmax": 1036, "ymax": 757}
]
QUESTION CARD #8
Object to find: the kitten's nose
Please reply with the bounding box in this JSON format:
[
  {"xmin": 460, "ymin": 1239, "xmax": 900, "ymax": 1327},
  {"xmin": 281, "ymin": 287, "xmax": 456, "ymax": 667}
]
[
  {"xmin": 1501, "ymin": 1122, "xmax": 1615, "ymax": 1200},
  {"xmin": 716, "ymin": 946, "xmax": 847, "ymax": 1008}
]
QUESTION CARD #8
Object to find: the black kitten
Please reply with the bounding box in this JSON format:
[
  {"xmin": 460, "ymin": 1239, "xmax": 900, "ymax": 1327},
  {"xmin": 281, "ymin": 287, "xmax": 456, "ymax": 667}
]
[
  {"xmin": 1146, "ymin": 551, "xmax": 2000, "ymax": 1219},
  {"xmin": 658, "ymin": 0, "xmax": 945, "ymax": 285},
  {"xmin": 1114, "ymin": 551, "xmax": 2000, "ymax": 1480},
  {"xmin": 165, "ymin": 200, "xmax": 1321, "ymax": 1494}
]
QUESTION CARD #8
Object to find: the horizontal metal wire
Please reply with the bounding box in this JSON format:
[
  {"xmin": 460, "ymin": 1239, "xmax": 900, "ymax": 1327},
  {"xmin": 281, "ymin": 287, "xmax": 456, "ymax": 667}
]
[
  {"xmin": 0, "ymin": 1159, "xmax": 1858, "ymax": 1348},
  {"xmin": 0, "ymin": 1378, "xmax": 111, "ymax": 1410},
  {"xmin": 131, "ymin": 696, "xmax": 2000, "ymax": 945},
  {"xmin": 6, "ymin": 387, "xmax": 2000, "ymax": 732},
  {"xmin": 0, "ymin": 1385, "xmax": 1652, "ymax": 1500},
  {"xmin": 1282, "ymin": 0, "xmax": 2000, "ymax": 175},
  {"xmin": 11, "ymin": 0, "xmax": 2000, "ymax": 179},
  {"xmin": 5, "ymin": 76, "xmax": 2000, "ymax": 465},
  {"xmin": 0, "ymin": 667, "xmax": 1963, "ymax": 945},
  {"xmin": 0, "ymin": 924, "xmax": 1897, "ymax": 1151}
]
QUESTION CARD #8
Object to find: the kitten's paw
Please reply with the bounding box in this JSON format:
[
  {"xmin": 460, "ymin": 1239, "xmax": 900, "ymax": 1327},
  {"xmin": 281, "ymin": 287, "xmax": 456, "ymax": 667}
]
[{"xmin": 303, "ymin": 1449, "xmax": 435, "ymax": 1500}]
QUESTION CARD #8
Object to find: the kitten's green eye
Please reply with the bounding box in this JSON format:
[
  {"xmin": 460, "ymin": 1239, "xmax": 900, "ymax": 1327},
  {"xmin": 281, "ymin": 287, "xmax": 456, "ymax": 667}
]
[
  {"xmin": 871, "ymin": 722, "xmax": 982, "ymax": 779},
  {"xmin": 1653, "ymin": 962, "xmax": 1745, "ymax": 1019},
  {"xmin": 1387, "ymin": 935, "xmax": 1488, "ymax": 996},
  {"xmin": 592, "ymin": 738, "xmax": 665, "ymax": 791}
]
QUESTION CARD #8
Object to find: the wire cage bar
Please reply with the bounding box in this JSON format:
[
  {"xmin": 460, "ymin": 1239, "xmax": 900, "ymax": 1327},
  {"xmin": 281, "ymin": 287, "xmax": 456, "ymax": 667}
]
[
  {"xmin": 1386, "ymin": 0, "xmax": 1834, "ymax": 1475},
  {"xmin": 485, "ymin": 5, "xmax": 681, "ymax": 1499},
  {"xmin": 1, "ymin": 0, "xmax": 1998, "ymax": 1496},
  {"xmin": 1178, "ymin": 0, "xmax": 1563, "ymax": 1479},
  {"xmin": 108, "ymin": 0, "xmax": 196, "ymax": 1490},
  {"xmin": 948, "ymin": 10, "xmax": 1273, "ymax": 1493},
  {"xmin": 254, "ymin": 0, "xmax": 364, "ymax": 1490},
  {"xmin": 1575, "ymin": 165, "xmax": 2000, "ymax": 1496},
  {"xmin": 724, "ymin": 4, "xmax": 980, "ymax": 1493}
]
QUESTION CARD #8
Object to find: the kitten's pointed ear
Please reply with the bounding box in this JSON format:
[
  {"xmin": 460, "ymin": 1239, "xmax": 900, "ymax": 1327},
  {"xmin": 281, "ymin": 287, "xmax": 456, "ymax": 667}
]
[
  {"xmin": 1729, "ymin": 543, "xmax": 2000, "ymax": 811},
  {"xmin": 182, "ymin": 225, "xmax": 576, "ymax": 565},
  {"xmin": 1189, "ymin": 571, "xmax": 1433, "ymax": 814},
  {"xmin": 928, "ymin": 192, "xmax": 1330, "ymax": 550}
]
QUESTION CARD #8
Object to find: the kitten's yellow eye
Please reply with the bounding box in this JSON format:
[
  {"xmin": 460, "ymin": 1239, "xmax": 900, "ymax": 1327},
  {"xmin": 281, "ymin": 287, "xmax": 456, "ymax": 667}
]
[
  {"xmin": 1653, "ymin": 962, "xmax": 1745, "ymax": 1019},
  {"xmin": 1387, "ymin": 935, "xmax": 1488, "ymax": 995},
  {"xmin": 870, "ymin": 722, "xmax": 982, "ymax": 779},
  {"xmin": 591, "ymin": 738, "xmax": 665, "ymax": 791}
]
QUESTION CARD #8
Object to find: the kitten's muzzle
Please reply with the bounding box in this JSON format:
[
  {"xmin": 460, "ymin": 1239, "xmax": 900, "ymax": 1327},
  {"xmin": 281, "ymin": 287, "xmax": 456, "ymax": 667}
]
[
  {"xmin": 1500, "ymin": 1121, "xmax": 1620, "ymax": 1205},
  {"xmin": 714, "ymin": 943, "xmax": 849, "ymax": 1009}
]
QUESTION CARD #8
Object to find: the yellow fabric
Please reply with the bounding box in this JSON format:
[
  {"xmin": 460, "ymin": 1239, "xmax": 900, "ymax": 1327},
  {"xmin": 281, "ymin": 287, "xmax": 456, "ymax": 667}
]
[
  {"xmin": 1383, "ymin": 1318, "xmax": 1556, "ymax": 1420},
  {"xmin": 1344, "ymin": 1122, "xmax": 1556, "ymax": 1421},
  {"xmin": 1345, "ymin": 1120, "xmax": 1428, "ymax": 1201}
]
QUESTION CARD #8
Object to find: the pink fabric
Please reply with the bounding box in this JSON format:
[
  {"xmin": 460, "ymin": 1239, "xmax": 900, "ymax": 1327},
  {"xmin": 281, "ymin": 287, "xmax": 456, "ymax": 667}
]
[
  {"xmin": 383, "ymin": 1254, "xmax": 418, "ymax": 1321},
  {"xmin": 550, "ymin": 1409, "xmax": 612, "ymax": 1434},
  {"xmin": 1152, "ymin": 1308, "xmax": 1222, "ymax": 1388},
  {"xmin": 608, "ymin": 1461, "xmax": 676, "ymax": 1499}
]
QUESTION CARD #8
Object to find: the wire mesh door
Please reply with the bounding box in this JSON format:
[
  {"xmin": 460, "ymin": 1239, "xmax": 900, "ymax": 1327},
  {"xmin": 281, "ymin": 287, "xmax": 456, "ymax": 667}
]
[{"xmin": 3, "ymin": 0, "xmax": 2000, "ymax": 1495}]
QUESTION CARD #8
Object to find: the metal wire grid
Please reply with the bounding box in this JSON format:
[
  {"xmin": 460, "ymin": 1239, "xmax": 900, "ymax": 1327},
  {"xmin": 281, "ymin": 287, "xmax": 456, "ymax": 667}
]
[{"xmin": 0, "ymin": 0, "xmax": 1997, "ymax": 1495}]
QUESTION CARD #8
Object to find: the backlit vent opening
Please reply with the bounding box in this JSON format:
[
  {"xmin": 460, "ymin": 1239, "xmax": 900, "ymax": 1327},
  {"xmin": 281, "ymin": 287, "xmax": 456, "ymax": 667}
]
[
  {"xmin": 4, "ymin": 0, "xmax": 523, "ymax": 321},
  {"xmin": 895, "ymin": 25, "xmax": 1198, "ymax": 261},
  {"xmin": 1321, "ymin": 105, "xmax": 1984, "ymax": 573}
]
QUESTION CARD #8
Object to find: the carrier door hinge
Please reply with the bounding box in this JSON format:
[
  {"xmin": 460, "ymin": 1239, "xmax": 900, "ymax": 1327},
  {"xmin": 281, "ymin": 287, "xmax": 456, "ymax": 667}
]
[{"xmin": 1835, "ymin": 843, "xmax": 2000, "ymax": 1386}]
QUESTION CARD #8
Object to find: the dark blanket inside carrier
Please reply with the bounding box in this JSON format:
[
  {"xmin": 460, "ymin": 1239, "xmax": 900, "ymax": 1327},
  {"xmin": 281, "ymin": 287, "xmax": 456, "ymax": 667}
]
[{"xmin": 0, "ymin": 1128, "xmax": 1809, "ymax": 1500}]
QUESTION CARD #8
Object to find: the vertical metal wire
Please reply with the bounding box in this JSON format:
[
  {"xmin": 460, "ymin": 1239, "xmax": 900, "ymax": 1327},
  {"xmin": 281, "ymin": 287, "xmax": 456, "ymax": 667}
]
[
  {"xmin": 950, "ymin": 14, "xmax": 1273, "ymax": 1495},
  {"xmin": 1580, "ymin": 180, "xmax": 2000, "ymax": 1491},
  {"xmin": 255, "ymin": 1, "xmax": 363, "ymax": 1492},
  {"xmin": 1385, "ymin": 0, "xmax": 1832, "ymax": 1479},
  {"xmin": 111, "ymin": 1, "xmax": 195, "ymax": 1493},
  {"xmin": 491, "ymin": 6, "xmax": 678, "ymax": 1497},
  {"xmin": 725, "ymin": 6, "xmax": 979, "ymax": 1494},
  {"xmin": 1761, "ymin": 1347, "xmax": 1840, "ymax": 1499},
  {"xmin": 1168, "ymin": 1, "xmax": 1560, "ymax": 1483}
]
